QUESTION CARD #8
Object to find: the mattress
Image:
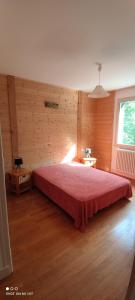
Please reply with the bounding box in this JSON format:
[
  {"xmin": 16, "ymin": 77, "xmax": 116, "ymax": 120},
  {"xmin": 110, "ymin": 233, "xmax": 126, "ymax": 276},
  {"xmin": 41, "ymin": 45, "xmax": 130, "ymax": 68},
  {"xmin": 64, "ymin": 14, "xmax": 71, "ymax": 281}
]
[{"xmin": 33, "ymin": 162, "xmax": 132, "ymax": 229}]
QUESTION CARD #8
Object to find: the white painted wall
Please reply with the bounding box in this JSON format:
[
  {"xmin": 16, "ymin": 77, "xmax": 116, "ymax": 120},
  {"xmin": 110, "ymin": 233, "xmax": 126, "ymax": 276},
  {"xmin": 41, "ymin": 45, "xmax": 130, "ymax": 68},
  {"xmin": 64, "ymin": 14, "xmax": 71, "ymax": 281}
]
[
  {"xmin": 115, "ymin": 86, "xmax": 135, "ymax": 100},
  {"xmin": 0, "ymin": 126, "xmax": 13, "ymax": 280}
]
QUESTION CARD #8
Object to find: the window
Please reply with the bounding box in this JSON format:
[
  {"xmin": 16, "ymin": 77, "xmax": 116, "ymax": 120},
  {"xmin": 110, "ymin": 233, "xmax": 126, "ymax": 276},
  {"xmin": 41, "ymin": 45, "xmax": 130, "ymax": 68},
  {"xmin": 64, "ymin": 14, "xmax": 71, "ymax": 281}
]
[
  {"xmin": 112, "ymin": 95, "xmax": 135, "ymax": 174},
  {"xmin": 117, "ymin": 100, "xmax": 135, "ymax": 146},
  {"xmin": 118, "ymin": 100, "xmax": 135, "ymax": 145}
]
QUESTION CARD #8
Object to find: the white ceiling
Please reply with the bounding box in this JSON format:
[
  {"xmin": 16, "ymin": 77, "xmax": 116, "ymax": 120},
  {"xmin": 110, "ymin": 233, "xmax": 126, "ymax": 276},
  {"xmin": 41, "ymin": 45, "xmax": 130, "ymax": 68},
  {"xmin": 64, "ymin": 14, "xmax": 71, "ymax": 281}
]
[{"xmin": 0, "ymin": 0, "xmax": 135, "ymax": 91}]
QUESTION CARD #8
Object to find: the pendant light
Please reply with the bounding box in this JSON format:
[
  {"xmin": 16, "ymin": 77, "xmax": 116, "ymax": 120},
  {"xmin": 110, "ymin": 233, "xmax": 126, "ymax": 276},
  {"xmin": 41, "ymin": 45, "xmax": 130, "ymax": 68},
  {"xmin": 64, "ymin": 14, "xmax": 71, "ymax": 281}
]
[{"xmin": 88, "ymin": 63, "xmax": 110, "ymax": 98}]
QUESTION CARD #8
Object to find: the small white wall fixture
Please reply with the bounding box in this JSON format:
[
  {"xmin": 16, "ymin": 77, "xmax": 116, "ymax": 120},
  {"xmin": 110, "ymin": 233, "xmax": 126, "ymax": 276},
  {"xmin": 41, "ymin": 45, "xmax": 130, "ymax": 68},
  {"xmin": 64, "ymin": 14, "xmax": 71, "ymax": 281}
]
[{"xmin": 0, "ymin": 126, "xmax": 13, "ymax": 280}]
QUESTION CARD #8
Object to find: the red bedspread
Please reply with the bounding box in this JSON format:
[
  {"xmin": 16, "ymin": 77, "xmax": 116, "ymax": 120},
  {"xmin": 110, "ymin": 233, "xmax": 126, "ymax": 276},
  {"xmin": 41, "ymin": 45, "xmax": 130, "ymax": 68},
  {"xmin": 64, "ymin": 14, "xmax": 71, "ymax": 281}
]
[{"xmin": 33, "ymin": 162, "xmax": 132, "ymax": 229}]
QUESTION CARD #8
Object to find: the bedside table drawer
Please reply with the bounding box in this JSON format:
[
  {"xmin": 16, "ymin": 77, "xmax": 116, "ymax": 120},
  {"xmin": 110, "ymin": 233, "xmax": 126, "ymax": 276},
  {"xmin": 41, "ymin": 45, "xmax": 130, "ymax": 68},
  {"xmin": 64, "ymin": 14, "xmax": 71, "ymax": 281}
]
[
  {"xmin": 81, "ymin": 157, "xmax": 97, "ymax": 168},
  {"xmin": 8, "ymin": 168, "xmax": 32, "ymax": 195},
  {"xmin": 19, "ymin": 174, "xmax": 31, "ymax": 184}
]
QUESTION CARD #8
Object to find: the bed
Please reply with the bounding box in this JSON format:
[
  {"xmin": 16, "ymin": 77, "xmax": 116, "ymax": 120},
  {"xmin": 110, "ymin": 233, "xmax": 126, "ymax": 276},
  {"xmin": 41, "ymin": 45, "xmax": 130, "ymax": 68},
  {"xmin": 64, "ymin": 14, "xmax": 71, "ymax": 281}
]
[{"xmin": 33, "ymin": 162, "xmax": 132, "ymax": 229}]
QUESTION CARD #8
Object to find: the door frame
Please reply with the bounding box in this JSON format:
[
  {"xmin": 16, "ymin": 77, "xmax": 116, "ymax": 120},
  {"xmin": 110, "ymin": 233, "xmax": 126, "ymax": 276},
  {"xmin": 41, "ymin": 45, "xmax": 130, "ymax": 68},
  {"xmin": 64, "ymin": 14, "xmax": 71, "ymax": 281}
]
[{"xmin": 0, "ymin": 126, "xmax": 13, "ymax": 280}]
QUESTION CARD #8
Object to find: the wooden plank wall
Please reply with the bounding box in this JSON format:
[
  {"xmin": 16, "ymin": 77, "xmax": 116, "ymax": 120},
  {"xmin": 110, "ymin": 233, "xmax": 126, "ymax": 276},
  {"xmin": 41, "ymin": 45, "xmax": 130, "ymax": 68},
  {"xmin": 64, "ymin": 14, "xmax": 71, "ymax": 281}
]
[
  {"xmin": 78, "ymin": 91, "xmax": 115, "ymax": 171},
  {"xmin": 95, "ymin": 92, "xmax": 115, "ymax": 171},
  {"xmin": 7, "ymin": 76, "xmax": 19, "ymax": 159},
  {"xmin": 15, "ymin": 77, "xmax": 78, "ymax": 169},
  {"xmin": 77, "ymin": 91, "xmax": 96, "ymax": 158},
  {"xmin": 0, "ymin": 75, "xmax": 12, "ymax": 172},
  {"xmin": 0, "ymin": 72, "xmax": 114, "ymax": 172}
]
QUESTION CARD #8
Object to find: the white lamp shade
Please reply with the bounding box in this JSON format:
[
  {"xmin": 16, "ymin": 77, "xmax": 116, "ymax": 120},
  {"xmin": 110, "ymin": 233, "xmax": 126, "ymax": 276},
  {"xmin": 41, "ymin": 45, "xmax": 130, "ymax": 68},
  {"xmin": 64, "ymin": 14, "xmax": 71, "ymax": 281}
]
[{"xmin": 88, "ymin": 85, "xmax": 110, "ymax": 98}]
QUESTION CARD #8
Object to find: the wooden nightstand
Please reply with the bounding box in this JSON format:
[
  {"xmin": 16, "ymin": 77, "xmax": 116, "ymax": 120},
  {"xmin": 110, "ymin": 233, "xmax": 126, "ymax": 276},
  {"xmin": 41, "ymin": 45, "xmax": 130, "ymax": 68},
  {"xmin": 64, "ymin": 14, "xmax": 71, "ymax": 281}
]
[
  {"xmin": 81, "ymin": 157, "xmax": 97, "ymax": 168},
  {"xmin": 8, "ymin": 168, "xmax": 32, "ymax": 195}
]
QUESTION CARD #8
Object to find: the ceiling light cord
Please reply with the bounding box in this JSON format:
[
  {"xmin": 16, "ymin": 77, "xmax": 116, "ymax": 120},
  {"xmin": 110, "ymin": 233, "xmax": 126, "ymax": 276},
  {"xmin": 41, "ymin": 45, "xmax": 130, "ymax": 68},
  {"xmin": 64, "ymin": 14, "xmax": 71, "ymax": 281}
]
[
  {"xmin": 99, "ymin": 66, "xmax": 100, "ymax": 85},
  {"xmin": 96, "ymin": 62, "xmax": 102, "ymax": 86}
]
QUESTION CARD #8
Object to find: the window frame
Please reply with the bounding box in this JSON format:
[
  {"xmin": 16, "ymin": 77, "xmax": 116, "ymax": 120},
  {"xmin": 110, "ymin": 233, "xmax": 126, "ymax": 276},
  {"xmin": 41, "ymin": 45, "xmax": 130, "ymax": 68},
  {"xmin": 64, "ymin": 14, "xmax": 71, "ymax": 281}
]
[{"xmin": 114, "ymin": 96, "xmax": 135, "ymax": 150}]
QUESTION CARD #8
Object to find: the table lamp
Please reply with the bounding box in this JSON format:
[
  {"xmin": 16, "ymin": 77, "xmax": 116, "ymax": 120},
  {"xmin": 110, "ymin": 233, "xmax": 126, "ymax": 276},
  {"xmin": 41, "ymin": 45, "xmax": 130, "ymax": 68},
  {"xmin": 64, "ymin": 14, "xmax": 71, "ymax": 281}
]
[
  {"xmin": 14, "ymin": 157, "xmax": 23, "ymax": 169},
  {"xmin": 85, "ymin": 148, "xmax": 92, "ymax": 158}
]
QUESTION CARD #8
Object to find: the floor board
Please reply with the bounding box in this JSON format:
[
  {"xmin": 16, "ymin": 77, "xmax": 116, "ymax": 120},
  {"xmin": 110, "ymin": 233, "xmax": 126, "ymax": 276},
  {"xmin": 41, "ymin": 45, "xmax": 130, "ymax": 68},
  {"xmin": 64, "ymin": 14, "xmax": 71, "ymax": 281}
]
[{"xmin": 0, "ymin": 182, "xmax": 135, "ymax": 300}]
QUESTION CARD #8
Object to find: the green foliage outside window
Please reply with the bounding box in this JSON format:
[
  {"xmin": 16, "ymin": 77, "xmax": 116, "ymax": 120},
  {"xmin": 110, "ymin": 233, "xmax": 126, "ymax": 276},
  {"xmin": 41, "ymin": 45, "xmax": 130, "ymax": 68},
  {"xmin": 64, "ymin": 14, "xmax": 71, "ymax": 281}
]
[{"xmin": 120, "ymin": 101, "xmax": 135, "ymax": 145}]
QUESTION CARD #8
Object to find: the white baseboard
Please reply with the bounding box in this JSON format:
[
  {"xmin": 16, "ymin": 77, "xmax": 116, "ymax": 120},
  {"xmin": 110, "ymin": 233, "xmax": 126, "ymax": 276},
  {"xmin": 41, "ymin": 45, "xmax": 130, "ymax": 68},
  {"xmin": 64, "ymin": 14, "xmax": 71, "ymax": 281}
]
[{"xmin": 0, "ymin": 265, "xmax": 12, "ymax": 281}]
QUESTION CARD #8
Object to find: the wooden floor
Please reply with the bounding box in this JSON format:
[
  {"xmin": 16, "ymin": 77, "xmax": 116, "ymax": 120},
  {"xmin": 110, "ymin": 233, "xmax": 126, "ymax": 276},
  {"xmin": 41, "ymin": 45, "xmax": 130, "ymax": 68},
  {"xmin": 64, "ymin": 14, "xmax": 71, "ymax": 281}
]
[{"xmin": 0, "ymin": 183, "xmax": 135, "ymax": 300}]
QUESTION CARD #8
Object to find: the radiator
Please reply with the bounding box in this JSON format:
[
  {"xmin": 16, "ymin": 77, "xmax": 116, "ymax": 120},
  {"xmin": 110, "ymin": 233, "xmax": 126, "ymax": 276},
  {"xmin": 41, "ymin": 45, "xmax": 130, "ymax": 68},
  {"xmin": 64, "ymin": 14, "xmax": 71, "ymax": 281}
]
[{"xmin": 112, "ymin": 148, "xmax": 135, "ymax": 179}]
